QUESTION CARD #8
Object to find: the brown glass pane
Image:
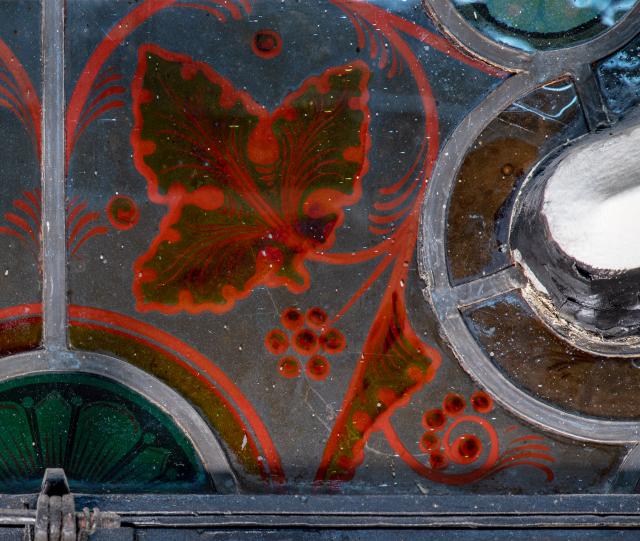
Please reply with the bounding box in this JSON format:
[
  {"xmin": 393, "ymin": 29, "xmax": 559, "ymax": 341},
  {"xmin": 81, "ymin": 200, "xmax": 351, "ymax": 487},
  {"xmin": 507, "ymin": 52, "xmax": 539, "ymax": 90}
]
[
  {"xmin": 447, "ymin": 81, "xmax": 587, "ymax": 283},
  {"xmin": 464, "ymin": 293, "xmax": 640, "ymax": 420}
]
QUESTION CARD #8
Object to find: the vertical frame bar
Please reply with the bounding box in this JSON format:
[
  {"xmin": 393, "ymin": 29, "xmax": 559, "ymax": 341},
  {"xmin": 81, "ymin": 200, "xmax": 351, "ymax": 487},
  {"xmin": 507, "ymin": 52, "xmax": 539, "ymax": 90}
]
[{"xmin": 41, "ymin": 0, "xmax": 66, "ymax": 351}]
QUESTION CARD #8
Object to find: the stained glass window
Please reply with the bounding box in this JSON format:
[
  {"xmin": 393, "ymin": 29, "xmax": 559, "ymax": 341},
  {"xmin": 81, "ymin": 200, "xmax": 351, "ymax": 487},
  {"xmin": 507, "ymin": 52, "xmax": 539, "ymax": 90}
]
[{"xmin": 0, "ymin": 0, "xmax": 638, "ymax": 537}]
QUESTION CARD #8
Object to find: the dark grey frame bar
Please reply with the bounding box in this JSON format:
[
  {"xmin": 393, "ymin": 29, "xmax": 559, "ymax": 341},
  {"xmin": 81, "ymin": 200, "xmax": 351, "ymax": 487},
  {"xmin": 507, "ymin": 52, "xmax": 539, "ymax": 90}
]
[
  {"xmin": 26, "ymin": 0, "xmax": 640, "ymax": 536},
  {"xmin": 0, "ymin": 493, "xmax": 637, "ymax": 529},
  {"xmin": 15, "ymin": 493, "xmax": 640, "ymax": 529},
  {"xmin": 420, "ymin": 0, "xmax": 640, "ymax": 444},
  {"xmin": 41, "ymin": 0, "xmax": 66, "ymax": 352}
]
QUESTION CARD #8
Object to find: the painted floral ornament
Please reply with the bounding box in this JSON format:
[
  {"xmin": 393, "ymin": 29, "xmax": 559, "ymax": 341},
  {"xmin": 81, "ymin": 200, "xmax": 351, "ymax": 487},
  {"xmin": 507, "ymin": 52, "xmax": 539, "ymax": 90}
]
[{"xmin": 131, "ymin": 45, "xmax": 371, "ymax": 314}]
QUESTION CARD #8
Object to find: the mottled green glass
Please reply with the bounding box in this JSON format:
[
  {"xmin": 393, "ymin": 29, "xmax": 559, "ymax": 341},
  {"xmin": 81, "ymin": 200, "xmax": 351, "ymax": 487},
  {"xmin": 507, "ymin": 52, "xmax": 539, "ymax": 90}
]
[
  {"xmin": 0, "ymin": 373, "xmax": 207, "ymax": 493},
  {"xmin": 453, "ymin": 0, "xmax": 636, "ymax": 51}
]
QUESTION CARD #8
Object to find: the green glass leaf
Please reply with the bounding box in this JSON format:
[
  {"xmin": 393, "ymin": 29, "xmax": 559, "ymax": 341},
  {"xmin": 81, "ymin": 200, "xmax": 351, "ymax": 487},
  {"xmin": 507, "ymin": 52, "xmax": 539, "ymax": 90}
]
[
  {"xmin": 132, "ymin": 46, "xmax": 371, "ymax": 312},
  {"xmin": 68, "ymin": 402, "xmax": 141, "ymax": 482},
  {"xmin": 0, "ymin": 402, "xmax": 36, "ymax": 481},
  {"xmin": 110, "ymin": 446, "xmax": 170, "ymax": 484},
  {"xmin": 0, "ymin": 374, "xmax": 206, "ymax": 493},
  {"xmin": 35, "ymin": 391, "xmax": 72, "ymax": 467}
]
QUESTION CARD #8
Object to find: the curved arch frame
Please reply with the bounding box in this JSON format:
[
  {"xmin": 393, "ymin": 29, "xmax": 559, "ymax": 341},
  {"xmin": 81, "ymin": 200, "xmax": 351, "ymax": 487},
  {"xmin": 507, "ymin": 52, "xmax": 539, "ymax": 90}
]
[
  {"xmin": 422, "ymin": 0, "xmax": 640, "ymax": 72},
  {"xmin": 420, "ymin": 10, "xmax": 640, "ymax": 443},
  {"xmin": 0, "ymin": 348, "xmax": 238, "ymax": 492}
]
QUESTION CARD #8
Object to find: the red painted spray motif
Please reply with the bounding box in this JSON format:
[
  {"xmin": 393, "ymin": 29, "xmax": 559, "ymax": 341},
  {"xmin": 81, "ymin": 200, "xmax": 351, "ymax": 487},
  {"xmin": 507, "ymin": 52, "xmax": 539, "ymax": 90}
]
[
  {"xmin": 0, "ymin": 0, "xmax": 556, "ymax": 488},
  {"xmin": 130, "ymin": 45, "xmax": 372, "ymax": 313}
]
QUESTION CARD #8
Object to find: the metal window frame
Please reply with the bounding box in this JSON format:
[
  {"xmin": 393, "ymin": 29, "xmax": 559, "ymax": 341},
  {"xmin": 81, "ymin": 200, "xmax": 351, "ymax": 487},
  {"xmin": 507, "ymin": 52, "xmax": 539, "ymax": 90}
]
[
  {"xmin": 420, "ymin": 0, "xmax": 640, "ymax": 450},
  {"xmin": 19, "ymin": 0, "xmax": 640, "ymax": 537},
  {"xmin": 6, "ymin": 490, "xmax": 640, "ymax": 537}
]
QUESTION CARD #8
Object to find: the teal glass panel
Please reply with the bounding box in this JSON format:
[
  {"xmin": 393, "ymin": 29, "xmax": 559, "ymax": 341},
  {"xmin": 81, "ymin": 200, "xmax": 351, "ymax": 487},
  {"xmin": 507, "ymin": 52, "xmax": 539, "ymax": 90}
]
[
  {"xmin": 452, "ymin": 0, "xmax": 637, "ymax": 50},
  {"xmin": 0, "ymin": 373, "xmax": 207, "ymax": 493}
]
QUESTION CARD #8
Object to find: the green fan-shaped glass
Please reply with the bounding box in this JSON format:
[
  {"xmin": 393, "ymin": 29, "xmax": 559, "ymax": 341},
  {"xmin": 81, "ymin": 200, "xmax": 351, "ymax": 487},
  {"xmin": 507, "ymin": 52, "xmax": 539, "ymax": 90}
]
[{"xmin": 0, "ymin": 373, "xmax": 208, "ymax": 493}]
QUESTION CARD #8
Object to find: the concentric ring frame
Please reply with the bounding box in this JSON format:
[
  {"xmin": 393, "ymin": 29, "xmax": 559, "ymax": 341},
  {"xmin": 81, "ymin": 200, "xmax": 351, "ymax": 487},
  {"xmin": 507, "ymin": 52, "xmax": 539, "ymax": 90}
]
[
  {"xmin": 420, "ymin": 0, "xmax": 640, "ymax": 445},
  {"xmin": 422, "ymin": 0, "xmax": 640, "ymax": 72}
]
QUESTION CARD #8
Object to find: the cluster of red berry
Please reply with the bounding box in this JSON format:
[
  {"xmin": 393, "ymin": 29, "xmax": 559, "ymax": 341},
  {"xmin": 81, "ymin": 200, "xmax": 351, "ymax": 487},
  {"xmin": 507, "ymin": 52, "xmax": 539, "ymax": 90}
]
[
  {"xmin": 419, "ymin": 391, "xmax": 494, "ymax": 470},
  {"xmin": 265, "ymin": 306, "xmax": 346, "ymax": 381}
]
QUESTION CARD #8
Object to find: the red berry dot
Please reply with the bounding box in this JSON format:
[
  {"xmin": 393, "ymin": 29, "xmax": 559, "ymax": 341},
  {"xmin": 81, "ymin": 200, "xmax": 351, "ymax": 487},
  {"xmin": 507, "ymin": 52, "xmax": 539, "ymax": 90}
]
[
  {"xmin": 452, "ymin": 434, "xmax": 482, "ymax": 464},
  {"xmin": 252, "ymin": 29, "xmax": 282, "ymax": 59},
  {"xmin": 471, "ymin": 391, "xmax": 493, "ymax": 413},
  {"xmin": 278, "ymin": 356, "xmax": 300, "ymax": 379},
  {"xmin": 281, "ymin": 307, "xmax": 303, "ymax": 330},
  {"xmin": 293, "ymin": 328, "xmax": 319, "ymax": 355},
  {"xmin": 422, "ymin": 408, "xmax": 446, "ymax": 431},
  {"xmin": 306, "ymin": 355, "xmax": 330, "ymax": 381},
  {"xmin": 429, "ymin": 451, "xmax": 448, "ymax": 470},
  {"xmin": 306, "ymin": 307, "xmax": 328, "ymax": 329},
  {"xmin": 443, "ymin": 392, "xmax": 466, "ymax": 416},
  {"xmin": 106, "ymin": 195, "xmax": 139, "ymax": 230},
  {"xmin": 420, "ymin": 432, "xmax": 439, "ymax": 452},
  {"xmin": 265, "ymin": 329, "xmax": 288, "ymax": 355},
  {"xmin": 319, "ymin": 328, "xmax": 346, "ymax": 353}
]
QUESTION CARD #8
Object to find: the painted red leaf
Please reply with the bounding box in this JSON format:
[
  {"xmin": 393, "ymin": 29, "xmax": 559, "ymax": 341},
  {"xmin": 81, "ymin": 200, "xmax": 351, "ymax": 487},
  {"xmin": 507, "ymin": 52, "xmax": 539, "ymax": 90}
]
[
  {"xmin": 315, "ymin": 289, "xmax": 441, "ymax": 482},
  {"xmin": 131, "ymin": 45, "xmax": 371, "ymax": 313}
]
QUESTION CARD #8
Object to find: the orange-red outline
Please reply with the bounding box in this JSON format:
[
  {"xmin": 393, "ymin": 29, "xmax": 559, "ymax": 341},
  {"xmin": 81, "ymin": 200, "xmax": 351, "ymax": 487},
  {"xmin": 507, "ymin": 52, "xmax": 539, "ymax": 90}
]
[
  {"xmin": 0, "ymin": 303, "xmax": 284, "ymax": 485},
  {"xmin": 106, "ymin": 195, "xmax": 140, "ymax": 231},
  {"xmin": 130, "ymin": 44, "xmax": 372, "ymax": 315}
]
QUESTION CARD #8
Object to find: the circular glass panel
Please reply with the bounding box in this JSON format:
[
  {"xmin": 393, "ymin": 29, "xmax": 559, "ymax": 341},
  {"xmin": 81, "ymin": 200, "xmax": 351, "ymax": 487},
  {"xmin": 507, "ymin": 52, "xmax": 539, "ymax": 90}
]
[{"xmin": 452, "ymin": 0, "xmax": 637, "ymax": 51}]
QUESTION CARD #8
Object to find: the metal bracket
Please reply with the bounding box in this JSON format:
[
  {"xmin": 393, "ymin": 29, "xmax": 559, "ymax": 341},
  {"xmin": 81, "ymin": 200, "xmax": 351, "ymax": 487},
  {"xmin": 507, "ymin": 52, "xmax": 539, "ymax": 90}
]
[{"xmin": 32, "ymin": 469, "xmax": 121, "ymax": 541}]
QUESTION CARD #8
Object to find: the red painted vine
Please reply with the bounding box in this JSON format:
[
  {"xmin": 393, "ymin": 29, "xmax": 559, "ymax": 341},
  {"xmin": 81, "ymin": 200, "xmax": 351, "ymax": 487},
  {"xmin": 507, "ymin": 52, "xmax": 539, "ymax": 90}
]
[
  {"xmin": 0, "ymin": 0, "xmax": 556, "ymax": 489},
  {"xmin": 381, "ymin": 390, "xmax": 554, "ymax": 485}
]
